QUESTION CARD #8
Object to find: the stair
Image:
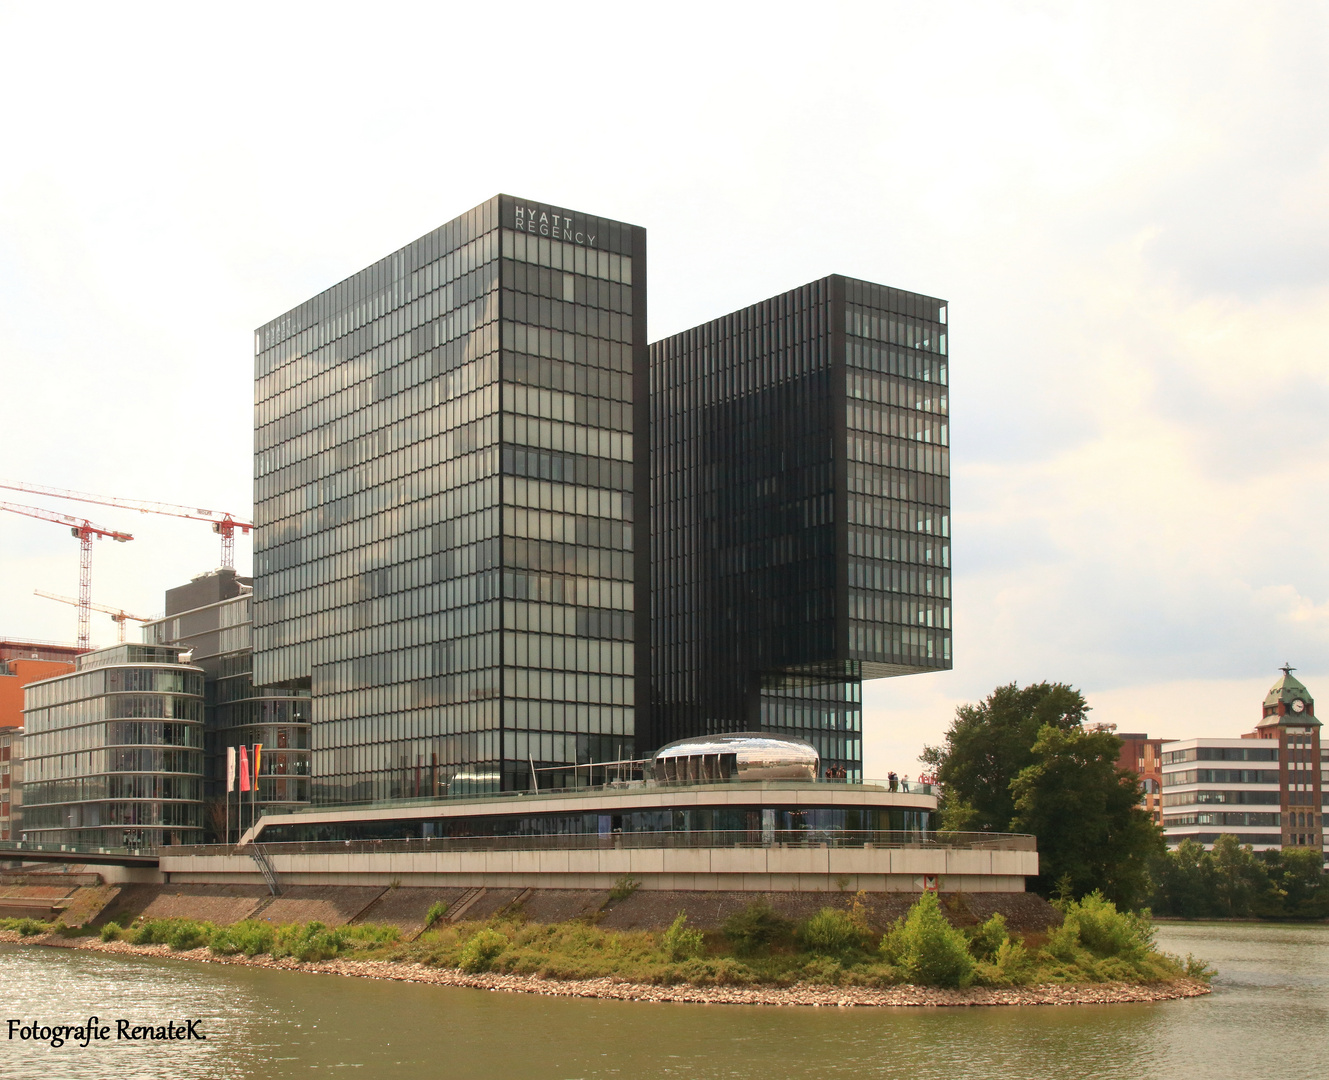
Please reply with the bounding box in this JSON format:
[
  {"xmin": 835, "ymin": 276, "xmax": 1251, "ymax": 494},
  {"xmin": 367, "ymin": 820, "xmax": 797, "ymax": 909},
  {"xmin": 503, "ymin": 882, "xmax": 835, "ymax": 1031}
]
[
  {"xmin": 244, "ymin": 843, "xmax": 282, "ymax": 896},
  {"xmin": 446, "ymin": 887, "xmax": 486, "ymax": 922}
]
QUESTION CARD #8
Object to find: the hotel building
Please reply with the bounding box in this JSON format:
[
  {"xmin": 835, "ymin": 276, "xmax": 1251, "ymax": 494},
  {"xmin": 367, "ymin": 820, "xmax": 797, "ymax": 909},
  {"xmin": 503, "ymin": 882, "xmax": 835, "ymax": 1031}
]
[
  {"xmin": 251, "ymin": 196, "xmax": 951, "ymax": 803},
  {"xmin": 647, "ymin": 276, "xmax": 950, "ymax": 777},
  {"xmin": 253, "ymin": 195, "xmax": 646, "ymax": 802}
]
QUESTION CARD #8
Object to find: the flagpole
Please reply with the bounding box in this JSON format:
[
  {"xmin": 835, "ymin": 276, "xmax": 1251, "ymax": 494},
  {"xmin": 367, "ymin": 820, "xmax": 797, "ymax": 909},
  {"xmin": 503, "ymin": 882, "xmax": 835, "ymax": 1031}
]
[
  {"xmin": 254, "ymin": 742, "xmax": 262, "ymax": 841},
  {"xmin": 225, "ymin": 746, "xmax": 234, "ymax": 848}
]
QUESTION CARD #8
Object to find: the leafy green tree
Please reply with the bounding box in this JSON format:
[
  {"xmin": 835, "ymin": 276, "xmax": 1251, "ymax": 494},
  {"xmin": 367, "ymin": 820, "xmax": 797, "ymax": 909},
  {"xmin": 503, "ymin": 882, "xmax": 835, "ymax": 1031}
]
[
  {"xmin": 1150, "ymin": 836, "xmax": 1328, "ymax": 919},
  {"xmin": 1210, "ymin": 834, "xmax": 1272, "ymax": 917},
  {"xmin": 922, "ymin": 682, "xmax": 1089, "ymax": 834},
  {"xmin": 1262, "ymin": 848, "xmax": 1329, "ymax": 919},
  {"xmin": 1009, "ymin": 723, "xmax": 1163, "ymax": 909},
  {"xmin": 1149, "ymin": 839, "xmax": 1217, "ymax": 918}
]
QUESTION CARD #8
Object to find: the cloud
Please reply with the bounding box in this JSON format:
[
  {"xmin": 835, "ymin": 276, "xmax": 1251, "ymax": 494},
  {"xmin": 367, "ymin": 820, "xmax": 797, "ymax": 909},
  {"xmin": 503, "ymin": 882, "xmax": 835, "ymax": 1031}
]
[{"xmin": 0, "ymin": 3, "xmax": 1325, "ymax": 773}]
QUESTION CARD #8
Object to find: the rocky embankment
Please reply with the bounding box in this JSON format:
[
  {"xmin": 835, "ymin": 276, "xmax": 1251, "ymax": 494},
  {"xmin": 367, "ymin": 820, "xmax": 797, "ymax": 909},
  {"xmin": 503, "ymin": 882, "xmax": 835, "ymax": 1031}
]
[{"xmin": 0, "ymin": 929, "xmax": 1211, "ymax": 1008}]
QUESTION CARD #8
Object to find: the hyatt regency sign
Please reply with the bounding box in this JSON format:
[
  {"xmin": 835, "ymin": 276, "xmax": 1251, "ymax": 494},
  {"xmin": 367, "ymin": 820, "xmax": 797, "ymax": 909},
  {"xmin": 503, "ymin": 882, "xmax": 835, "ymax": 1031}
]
[{"xmin": 513, "ymin": 205, "xmax": 596, "ymax": 246}]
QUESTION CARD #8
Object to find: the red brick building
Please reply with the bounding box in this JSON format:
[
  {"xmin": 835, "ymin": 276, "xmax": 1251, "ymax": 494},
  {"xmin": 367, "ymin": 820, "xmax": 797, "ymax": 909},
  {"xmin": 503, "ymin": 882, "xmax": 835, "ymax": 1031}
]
[
  {"xmin": 1246, "ymin": 666, "xmax": 1321, "ymax": 851},
  {"xmin": 1116, "ymin": 733, "xmax": 1167, "ymax": 826}
]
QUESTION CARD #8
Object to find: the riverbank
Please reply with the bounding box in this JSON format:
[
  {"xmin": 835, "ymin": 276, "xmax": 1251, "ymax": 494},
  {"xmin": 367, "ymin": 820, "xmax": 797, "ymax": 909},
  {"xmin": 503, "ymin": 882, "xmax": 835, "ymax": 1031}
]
[{"xmin": 0, "ymin": 929, "xmax": 1210, "ymax": 1008}]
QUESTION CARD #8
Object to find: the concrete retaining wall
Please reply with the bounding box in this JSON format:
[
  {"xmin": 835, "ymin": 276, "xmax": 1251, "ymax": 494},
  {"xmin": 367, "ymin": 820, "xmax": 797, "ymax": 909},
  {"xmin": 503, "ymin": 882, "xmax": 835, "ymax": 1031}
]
[{"xmin": 160, "ymin": 845, "xmax": 1036, "ymax": 893}]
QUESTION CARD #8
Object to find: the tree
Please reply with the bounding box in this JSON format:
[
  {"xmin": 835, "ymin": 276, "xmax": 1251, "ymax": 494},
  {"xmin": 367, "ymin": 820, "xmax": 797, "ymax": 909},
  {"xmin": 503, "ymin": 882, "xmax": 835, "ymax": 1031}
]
[
  {"xmin": 1149, "ymin": 837, "xmax": 1327, "ymax": 920},
  {"xmin": 1010, "ymin": 724, "xmax": 1163, "ymax": 908},
  {"xmin": 1210, "ymin": 834, "xmax": 1272, "ymax": 917},
  {"xmin": 1263, "ymin": 848, "xmax": 1329, "ymax": 919},
  {"xmin": 922, "ymin": 682, "xmax": 1089, "ymax": 833},
  {"xmin": 1149, "ymin": 839, "xmax": 1216, "ymax": 918}
]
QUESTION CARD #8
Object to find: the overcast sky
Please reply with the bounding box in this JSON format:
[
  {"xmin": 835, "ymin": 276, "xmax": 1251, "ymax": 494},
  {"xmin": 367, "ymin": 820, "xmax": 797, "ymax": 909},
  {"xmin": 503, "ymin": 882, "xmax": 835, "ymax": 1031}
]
[{"xmin": 1, "ymin": 3, "xmax": 1325, "ymax": 772}]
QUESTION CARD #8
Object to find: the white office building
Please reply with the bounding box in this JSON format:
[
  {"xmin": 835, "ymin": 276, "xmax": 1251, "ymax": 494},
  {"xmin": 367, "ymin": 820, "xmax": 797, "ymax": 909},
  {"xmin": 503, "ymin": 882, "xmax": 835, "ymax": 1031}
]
[{"xmin": 1161, "ymin": 738, "xmax": 1282, "ymax": 852}]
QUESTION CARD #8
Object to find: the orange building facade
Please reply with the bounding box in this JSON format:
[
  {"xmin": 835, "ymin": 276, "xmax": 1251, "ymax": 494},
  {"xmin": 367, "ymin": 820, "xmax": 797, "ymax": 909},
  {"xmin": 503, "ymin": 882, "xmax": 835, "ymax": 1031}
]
[{"xmin": 0, "ymin": 641, "xmax": 82, "ymax": 842}]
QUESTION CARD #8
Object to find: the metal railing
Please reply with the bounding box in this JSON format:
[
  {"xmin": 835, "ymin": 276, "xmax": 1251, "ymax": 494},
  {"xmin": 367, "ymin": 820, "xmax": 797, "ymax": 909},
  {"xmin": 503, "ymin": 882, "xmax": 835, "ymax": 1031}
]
[
  {"xmin": 0, "ymin": 839, "xmax": 155, "ymax": 857},
  {"xmin": 258, "ymin": 776, "xmax": 935, "ymax": 818},
  {"xmin": 246, "ymin": 843, "xmax": 282, "ymax": 895},
  {"xmin": 0, "ymin": 839, "xmax": 160, "ymax": 865},
  {"xmin": 162, "ymin": 829, "xmax": 1032, "ymax": 858}
]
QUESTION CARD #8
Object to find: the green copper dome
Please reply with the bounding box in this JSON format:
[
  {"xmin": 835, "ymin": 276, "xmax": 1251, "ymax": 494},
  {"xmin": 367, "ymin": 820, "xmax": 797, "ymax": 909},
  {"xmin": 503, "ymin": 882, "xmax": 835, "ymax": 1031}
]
[
  {"xmin": 1258, "ymin": 664, "xmax": 1319, "ymax": 727},
  {"xmin": 1264, "ymin": 665, "xmax": 1313, "ymax": 708}
]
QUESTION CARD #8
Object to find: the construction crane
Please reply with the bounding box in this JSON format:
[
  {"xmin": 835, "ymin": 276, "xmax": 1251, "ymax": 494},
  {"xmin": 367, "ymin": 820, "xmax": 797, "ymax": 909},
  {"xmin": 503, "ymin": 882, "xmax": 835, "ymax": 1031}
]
[
  {"xmin": 0, "ymin": 501, "xmax": 133, "ymax": 650},
  {"xmin": 34, "ymin": 590, "xmax": 152, "ymax": 645},
  {"xmin": 0, "ymin": 480, "xmax": 251, "ymax": 571}
]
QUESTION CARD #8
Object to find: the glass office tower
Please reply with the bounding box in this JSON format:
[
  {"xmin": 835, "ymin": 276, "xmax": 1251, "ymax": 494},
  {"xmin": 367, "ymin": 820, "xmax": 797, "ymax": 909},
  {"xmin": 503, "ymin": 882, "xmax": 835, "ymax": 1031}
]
[
  {"xmin": 253, "ymin": 195, "xmax": 647, "ymax": 802},
  {"xmin": 648, "ymin": 275, "xmax": 950, "ymax": 777}
]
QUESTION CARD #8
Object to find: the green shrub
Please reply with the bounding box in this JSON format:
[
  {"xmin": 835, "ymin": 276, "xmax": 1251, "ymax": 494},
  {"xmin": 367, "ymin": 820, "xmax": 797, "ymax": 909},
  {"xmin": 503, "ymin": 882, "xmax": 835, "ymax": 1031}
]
[
  {"xmin": 457, "ymin": 927, "xmax": 509, "ymax": 972},
  {"xmin": 609, "ymin": 875, "xmax": 641, "ymax": 901},
  {"xmin": 799, "ymin": 955, "xmax": 845, "ymax": 984},
  {"xmin": 1041, "ymin": 917, "xmax": 1083, "ymax": 964},
  {"xmin": 0, "ymin": 917, "xmax": 53, "ymax": 936},
  {"xmin": 662, "ymin": 912, "xmax": 705, "ymax": 961},
  {"xmin": 1182, "ymin": 953, "xmax": 1215, "ymax": 981},
  {"xmin": 99, "ymin": 922, "xmax": 121, "ymax": 942},
  {"xmin": 424, "ymin": 901, "xmax": 448, "ymax": 929},
  {"xmin": 208, "ymin": 920, "xmax": 275, "ymax": 957},
  {"xmin": 166, "ymin": 920, "xmax": 213, "ymax": 951},
  {"xmin": 966, "ymin": 912, "xmax": 1009, "ymax": 962},
  {"xmin": 131, "ymin": 919, "xmax": 175, "ymax": 946},
  {"xmin": 722, "ymin": 900, "xmax": 789, "ymax": 957},
  {"xmin": 297, "ymin": 929, "xmax": 346, "ymax": 962},
  {"xmin": 1068, "ymin": 892, "xmax": 1152, "ymax": 961},
  {"xmin": 974, "ymin": 937, "xmax": 1033, "ymax": 986},
  {"xmin": 797, "ymin": 907, "xmax": 868, "ymax": 957},
  {"xmin": 269, "ymin": 921, "xmax": 347, "ymax": 962},
  {"xmin": 880, "ymin": 892, "xmax": 974, "ymax": 988},
  {"xmin": 342, "ymin": 922, "xmax": 400, "ymax": 947}
]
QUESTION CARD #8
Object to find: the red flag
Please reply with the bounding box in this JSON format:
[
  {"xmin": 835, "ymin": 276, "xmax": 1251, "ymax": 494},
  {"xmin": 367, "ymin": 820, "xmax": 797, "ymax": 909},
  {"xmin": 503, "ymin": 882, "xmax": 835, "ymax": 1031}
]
[{"xmin": 239, "ymin": 745, "xmax": 251, "ymax": 792}]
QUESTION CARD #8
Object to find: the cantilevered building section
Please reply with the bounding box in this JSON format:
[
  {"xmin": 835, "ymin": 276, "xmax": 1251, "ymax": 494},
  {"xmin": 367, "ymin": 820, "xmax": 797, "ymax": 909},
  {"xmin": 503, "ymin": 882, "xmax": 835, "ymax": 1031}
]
[
  {"xmin": 648, "ymin": 275, "xmax": 950, "ymax": 777},
  {"xmin": 253, "ymin": 195, "xmax": 646, "ymax": 802}
]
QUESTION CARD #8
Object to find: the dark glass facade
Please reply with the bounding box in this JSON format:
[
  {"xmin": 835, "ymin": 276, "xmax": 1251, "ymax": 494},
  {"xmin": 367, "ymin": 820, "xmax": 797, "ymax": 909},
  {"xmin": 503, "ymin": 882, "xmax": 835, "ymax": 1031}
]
[
  {"xmin": 253, "ymin": 196, "xmax": 647, "ymax": 803},
  {"xmin": 144, "ymin": 570, "xmax": 312, "ymax": 826},
  {"xmin": 20, "ymin": 644, "xmax": 205, "ymax": 848},
  {"xmin": 258, "ymin": 802, "xmax": 930, "ymax": 844},
  {"xmin": 648, "ymin": 275, "xmax": 950, "ymax": 776}
]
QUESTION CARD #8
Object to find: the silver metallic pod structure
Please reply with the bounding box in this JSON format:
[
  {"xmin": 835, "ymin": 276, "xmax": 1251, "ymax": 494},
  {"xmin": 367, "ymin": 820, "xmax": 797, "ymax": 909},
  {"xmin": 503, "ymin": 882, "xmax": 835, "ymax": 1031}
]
[{"xmin": 651, "ymin": 733, "xmax": 820, "ymax": 783}]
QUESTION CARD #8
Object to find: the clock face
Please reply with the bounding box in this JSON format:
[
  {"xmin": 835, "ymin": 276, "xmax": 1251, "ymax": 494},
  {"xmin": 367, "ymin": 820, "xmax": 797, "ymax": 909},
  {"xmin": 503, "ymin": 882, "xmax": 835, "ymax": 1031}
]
[{"xmin": 1292, "ymin": 699, "xmax": 1306, "ymax": 713}]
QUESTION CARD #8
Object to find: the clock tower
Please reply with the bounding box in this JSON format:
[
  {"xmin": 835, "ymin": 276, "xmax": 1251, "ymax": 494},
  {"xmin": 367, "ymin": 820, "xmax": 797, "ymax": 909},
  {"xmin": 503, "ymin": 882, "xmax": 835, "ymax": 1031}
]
[{"xmin": 1252, "ymin": 665, "xmax": 1322, "ymax": 852}]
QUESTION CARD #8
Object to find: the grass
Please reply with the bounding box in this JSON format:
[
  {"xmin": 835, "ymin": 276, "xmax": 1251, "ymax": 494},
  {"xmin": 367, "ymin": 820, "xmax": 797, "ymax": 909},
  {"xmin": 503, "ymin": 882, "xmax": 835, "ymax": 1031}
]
[
  {"xmin": 0, "ymin": 916, "xmax": 55, "ymax": 936},
  {"xmin": 33, "ymin": 892, "xmax": 1211, "ymax": 990}
]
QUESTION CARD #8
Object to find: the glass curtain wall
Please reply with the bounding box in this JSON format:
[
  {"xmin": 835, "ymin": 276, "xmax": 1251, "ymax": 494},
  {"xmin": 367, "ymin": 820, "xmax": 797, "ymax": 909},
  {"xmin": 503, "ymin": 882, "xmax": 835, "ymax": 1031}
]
[
  {"xmin": 648, "ymin": 275, "xmax": 951, "ymax": 776},
  {"xmin": 497, "ymin": 198, "xmax": 644, "ymax": 790},
  {"xmin": 20, "ymin": 645, "xmax": 205, "ymax": 848},
  {"xmin": 254, "ymin": 195, "xmax": 646, "ymax": 802},
  {"xmin": 842, "ymin": 277, "xmax": 951, "ymax": 676},
  {"xmin": 145, "ymin": 590, "xmax": 312, "ymax": 825}
]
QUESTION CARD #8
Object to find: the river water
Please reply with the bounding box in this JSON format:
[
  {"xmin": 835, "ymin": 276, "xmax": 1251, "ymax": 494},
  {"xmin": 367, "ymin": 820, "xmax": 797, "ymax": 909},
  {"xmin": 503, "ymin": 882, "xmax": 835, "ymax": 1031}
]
[{"xmin": 1, "ymin": 922, "xmax": 1325, "ymax": 1080}]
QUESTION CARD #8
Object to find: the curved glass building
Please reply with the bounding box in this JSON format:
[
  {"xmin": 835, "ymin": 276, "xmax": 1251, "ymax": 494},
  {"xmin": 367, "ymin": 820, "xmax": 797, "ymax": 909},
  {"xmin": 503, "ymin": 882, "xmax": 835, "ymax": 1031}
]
[{"xmin": 20, "ymin": 644, "xmax": 205, "ymax": 849}]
